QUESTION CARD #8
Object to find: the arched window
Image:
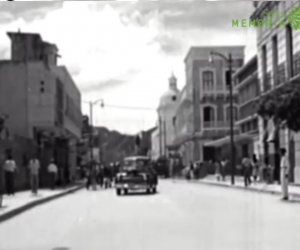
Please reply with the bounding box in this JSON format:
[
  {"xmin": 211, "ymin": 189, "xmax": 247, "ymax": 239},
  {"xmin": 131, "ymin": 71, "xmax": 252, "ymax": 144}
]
[
  {"xmin": 225, "ymin": 106, "xmax": 238, "ymax": 122},
  {"xmin": 202, "ymin": 70, "xmax": 214, "ymax": 91},
  {"xmin": 203, "ymin": 106, "xmax": 215, "ymax": 128}
]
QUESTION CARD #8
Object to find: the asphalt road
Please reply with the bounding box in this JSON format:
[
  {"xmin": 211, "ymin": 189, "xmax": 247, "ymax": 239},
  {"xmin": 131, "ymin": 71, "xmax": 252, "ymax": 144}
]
[{"xmin": 0, "ymin": 180, "xmax": 300, "ymax": 250}]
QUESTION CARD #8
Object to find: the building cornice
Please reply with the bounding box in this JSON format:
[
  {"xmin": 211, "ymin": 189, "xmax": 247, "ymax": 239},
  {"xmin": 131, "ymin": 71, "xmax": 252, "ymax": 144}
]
[
  {"xmin": 250, "ymin": 1, "xmax": 271, "ymax": 20},
  {"xmin": 233, "ymin": 55, "xmax": 257, "ymax": 79},
  {"xmin": 235, "ymin": 71, "xmax": 258, "ymax": 91}
]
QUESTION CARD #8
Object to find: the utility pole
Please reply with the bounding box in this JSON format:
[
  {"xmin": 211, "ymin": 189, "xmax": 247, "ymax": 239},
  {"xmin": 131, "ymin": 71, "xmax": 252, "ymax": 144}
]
[
  {"xmin": 228, "ymin": 53, "xmax": 236, "ymax": 185},
  {"xmin": 209, "ymin": 51, "xmax": 235, "ymax": 185},
  {"xmin": 89, "ymin": 102, "xmax": 94, "ymax": 164},
  {"xmin": 86, "ymin": 98, "xmax": 104, "ymax": 190},
  {"xmin": 159, "ymin": 116, "xmax": 163, "ymax": 157},
  {"xmin": 163, "ymin": 120, "xmax": 167, "ymax": 157}
]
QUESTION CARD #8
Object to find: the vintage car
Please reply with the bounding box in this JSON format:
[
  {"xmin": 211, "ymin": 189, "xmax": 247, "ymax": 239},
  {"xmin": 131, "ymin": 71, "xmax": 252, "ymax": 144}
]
[{"xmin": 115, "ymin": 156, "xmax": 158, "ymax": 195}]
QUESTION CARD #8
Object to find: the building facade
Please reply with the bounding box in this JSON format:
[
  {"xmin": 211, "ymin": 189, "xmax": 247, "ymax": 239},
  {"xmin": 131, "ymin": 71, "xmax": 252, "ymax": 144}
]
[
  {"xmin": 151, "ymin": 126, "xmax": 160, "ymax": 160},
  {"xmin": 252, "ymin": 1, "xmax": 300, "ymax": 183},
  {"xmin": 172, "ymin": 82, "xmax": 193, "ymax": 166},
  {"xmin": 184, "ymin": 46, "xmax": 244, "ymax": 162},
  {"xmin": 234, "ymin": 55, "xmax": 260, "ymax": 159},
  {"xmin": 0, "ymin": 32, "xmax": 82, "ymax": 186}
]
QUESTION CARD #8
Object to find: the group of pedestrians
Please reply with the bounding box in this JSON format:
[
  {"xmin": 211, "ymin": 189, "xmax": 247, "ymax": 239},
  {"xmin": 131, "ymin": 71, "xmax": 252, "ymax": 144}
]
[
  {"xmin": 242, "ymin": 148, "xmax": 289, "ymax": 200},
  {"xmin": 85, "ymin": 162, "xmax": 117, "ymax": 190},
  {"xmin": 3, "ymin": 153, "xmax": 58, "ymax": 196}
]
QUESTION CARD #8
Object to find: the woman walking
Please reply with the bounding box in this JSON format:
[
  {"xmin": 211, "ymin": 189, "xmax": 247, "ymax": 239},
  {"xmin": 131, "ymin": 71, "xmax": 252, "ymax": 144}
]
[{"xmin": 4, "ymin": 153, "xmax": 17, "ymax": 195}]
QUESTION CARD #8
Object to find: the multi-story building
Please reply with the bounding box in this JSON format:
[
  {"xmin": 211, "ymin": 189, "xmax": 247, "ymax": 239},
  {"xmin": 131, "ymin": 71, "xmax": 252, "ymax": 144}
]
[
  {"xmin": 183, "ymin": 46, "xmax": 244, "ymax": 162},
  {"xmin": 0, "ymin": 32, "xmax": 82, "ymax": 186},
  {"xmin": 172, "ymin": 84, "xmax": 193, "ymax": 166},
  {"xmin": 234, "ymin": 55, "xmax": 260, "ymax": 159},
  {"xmin": 251, "ymin": 1, "xmax": 300, "ymax": 183}
]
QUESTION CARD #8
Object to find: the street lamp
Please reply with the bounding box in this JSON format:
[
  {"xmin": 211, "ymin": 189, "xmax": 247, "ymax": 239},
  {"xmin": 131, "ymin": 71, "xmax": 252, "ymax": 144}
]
[
  {"xmin": 209, "ymin": 51, "xmax": 235, "ymax": 185},
  {"xmin": 83, "ymin": 98, "xmax": 104, "ymax": 190}
]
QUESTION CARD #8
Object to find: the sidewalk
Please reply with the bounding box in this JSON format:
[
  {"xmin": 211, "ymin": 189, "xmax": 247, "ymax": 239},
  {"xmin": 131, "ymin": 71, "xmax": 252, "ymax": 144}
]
[
  {"xmin": 0, "ymin": 182, "xmax": 84, "ymax": 224},
  {"xmin": 189, "ymin": 175, "xmax": 300, "ymax": 198}
]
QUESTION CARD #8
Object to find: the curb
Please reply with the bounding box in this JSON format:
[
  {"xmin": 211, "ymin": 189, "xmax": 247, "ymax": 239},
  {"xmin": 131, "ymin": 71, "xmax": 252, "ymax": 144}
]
[
  {"xmin": 0, "ymin": 185, "xmax": 84, "ymax": 224},
  {"xmin": 174, "ymin": 178, "xmax": 300, "ymax": 198}
]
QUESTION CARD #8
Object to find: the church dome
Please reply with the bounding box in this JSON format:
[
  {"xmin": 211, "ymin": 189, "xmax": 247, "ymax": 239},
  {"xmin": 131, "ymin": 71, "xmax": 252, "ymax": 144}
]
[
  {"xmin": 158, "ymin": 72, "xmax": 179, "ymax": 108},
  {"xmin": 159, "ymin": 88, "xmax": 179, "ymax": 107}
]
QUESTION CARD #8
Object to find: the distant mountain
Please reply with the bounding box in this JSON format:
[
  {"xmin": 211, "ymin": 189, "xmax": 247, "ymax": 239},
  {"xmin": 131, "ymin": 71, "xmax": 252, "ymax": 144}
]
[{"xmin": 88, "ymin": 126, "xmax": 156, "ymax": 164}]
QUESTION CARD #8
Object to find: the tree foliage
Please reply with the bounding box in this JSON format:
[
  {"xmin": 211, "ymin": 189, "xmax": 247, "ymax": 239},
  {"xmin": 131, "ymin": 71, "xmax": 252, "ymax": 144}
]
[{"xmin": 257, "ymin": 83, "xmax": 300, "ymax": 132}]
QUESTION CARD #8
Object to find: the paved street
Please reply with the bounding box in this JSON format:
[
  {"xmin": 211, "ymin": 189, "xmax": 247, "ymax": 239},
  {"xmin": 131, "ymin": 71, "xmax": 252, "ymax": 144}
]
[{"xmin": 0, "ymin": 180, "xmax": 300, "ymax": 250}]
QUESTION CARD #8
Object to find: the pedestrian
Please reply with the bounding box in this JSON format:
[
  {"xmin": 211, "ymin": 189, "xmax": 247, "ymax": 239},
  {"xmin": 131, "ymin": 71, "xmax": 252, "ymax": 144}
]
[
  {"xmin": 280, "ymin": 148, "xmax": 289, "ymax": 200},
  {"xmin": 214, "ymin": 160, "xmax": 221, "ymax": 181},
  {"xmin": 242, "ymin": 154, "xmax": 253, "ymax": 187},
  {"xmin": 48, "ymin": 159, "xmax": 58, "ymax": 190},
  {"xmin": 4, "ymin": 153, "xmax": 17, "ymax": 195},
  {"xmin": 189, "ymin": 161, "xmax": 194, "ymax": 180},
  {"xmin": 252, "ymin": 154, "xmax": 259, "ymax": 182},
  {"xmin": 85, "ymin": 167, "xmax": 91, "ymax": 190},
  {"xmin": 28, "ymin": 156, "xmax": 40, "ymax": 195},
  {"xmin": 220, "ymin": 159, "xmax": 227, "ymax": 181}
]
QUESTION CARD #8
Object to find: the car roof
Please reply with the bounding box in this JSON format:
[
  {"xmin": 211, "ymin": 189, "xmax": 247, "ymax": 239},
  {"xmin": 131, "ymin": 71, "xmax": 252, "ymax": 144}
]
[{"xmin": 124, "ymin": 156, "xmax": 150, "ymax": 161}]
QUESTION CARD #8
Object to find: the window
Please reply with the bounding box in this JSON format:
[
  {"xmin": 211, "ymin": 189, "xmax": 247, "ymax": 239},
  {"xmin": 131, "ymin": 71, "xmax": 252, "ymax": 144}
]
[
  {"xmin": 261, "ymin": 45, "xmax": 267, "ymax": 92},
  {"xmin": 203, "ymin": 106, "xmax": 215, "ymax": 128},
  {"xmin": 272, "ymin": 35, "xmax": 279, "ymax": 85},
  {"xmin": 286, "ymin": 24, "xmax": 294, "ymax": 78},
  {"xmin": 225, "ymin": 106, "xmax": 238, "ymax": 122},
  {"xmin": 225, "ymin": 69, "xmax": 236, "ymax": 88},
  {"xmin": 202, "ymin": 70, "xmax": 214, "ymax": 91},
  {"xmin": 40, "ymin": 81, "xmax": 44, "ymax": 93}
]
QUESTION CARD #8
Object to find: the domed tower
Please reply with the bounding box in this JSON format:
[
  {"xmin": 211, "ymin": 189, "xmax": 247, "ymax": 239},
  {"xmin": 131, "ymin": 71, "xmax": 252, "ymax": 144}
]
[
  {"xmin": 158, "ymin": 72, "xmax": 179, "ymax": 109},
  {"xmin": 157, "ymin": 73, "xmax": 179, "ymax": 156}
]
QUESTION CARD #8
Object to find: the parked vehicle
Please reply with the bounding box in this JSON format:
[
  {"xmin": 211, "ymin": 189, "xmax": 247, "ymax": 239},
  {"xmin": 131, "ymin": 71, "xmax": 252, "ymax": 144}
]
[{"xmin": 115, "ymin": 156, "xmax": 158, "ymax": 195}]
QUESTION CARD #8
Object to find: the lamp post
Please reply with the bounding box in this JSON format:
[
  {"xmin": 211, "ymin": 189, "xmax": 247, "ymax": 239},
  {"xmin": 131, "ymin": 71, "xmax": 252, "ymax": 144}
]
[
  {"xmin": 83, "ymin": 98, "xmax": 104, "ymax": 190},
  {"xmin": 209, "ymin": 51, "xmax": 235, "ymax": 185}
]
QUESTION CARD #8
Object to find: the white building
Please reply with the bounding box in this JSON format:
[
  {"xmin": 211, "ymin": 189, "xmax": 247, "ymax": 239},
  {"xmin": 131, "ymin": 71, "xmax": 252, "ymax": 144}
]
[
  {"xmin": 152, "ymin": 73, "xmax": 179, "ymax": 158},
  {"xmin": 252, "ymin": 1, "xmax": 300, "ymax": 184},
  {"xmin": 151, "ymin": 123, "xmax": 160, "ymax": 160}
]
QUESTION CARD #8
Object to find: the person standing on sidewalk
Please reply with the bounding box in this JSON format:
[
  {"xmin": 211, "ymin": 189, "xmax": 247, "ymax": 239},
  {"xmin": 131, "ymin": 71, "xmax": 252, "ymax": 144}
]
[
  {"xmin": 4, "ymin": 153, "xmax": 17, "ymax": 195},
  {"xmin": 28, "ymin": 156, "xmax": 40, "ymax": 195},
  {"xmin": 220, "ymin": 159, "xmax": 227, "ymax": 182},
  {"xmin": 48, "ymin": 159, "xmax": 58, "ymax": 190},
  {"xmin": 252, "ymin": 154, "xmax": 259, "ymax": 182},
  {"xmin": 242, "ymin": 154, "xmax": 253, "ymax": 187},
  {"xmin": 280, "ymin": 148, "xmax": 289, "ymax": 200},
  {"xmin": 214, "ymin": 160, "xmax": 221, "ymax": 181},
  {"xmin": 85, "ymin": 166, "xmax": 91, "ymax": 190}
]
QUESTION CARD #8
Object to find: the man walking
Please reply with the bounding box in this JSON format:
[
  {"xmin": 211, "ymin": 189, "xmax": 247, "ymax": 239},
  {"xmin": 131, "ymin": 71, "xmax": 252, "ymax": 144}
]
[
  {"xmin": 48, "ymin": 159, "xmax": 58, "ymax": 190},
  {"xmin": 280, "ymin": 148, "xmax": 289, "ymax": 200},
  {"xmin": 29, "ymin": 156, "xmax": 40, "ymax": 195},
  {"xmin": 242, "ymin": 154, "xmax": 253, "ymax": 187}
]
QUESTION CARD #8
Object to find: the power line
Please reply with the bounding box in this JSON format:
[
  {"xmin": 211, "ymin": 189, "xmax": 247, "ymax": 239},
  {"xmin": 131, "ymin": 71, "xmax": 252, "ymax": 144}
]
[{"xmin": 104, "ymin": 104, "xmax": 156, "ymax": 111}]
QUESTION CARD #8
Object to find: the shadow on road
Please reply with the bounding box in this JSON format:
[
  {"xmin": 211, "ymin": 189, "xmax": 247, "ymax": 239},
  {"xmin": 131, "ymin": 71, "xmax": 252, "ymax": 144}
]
[{"xmin": 121, "ymin": 192, "xmax": 159, "ymax": 197}]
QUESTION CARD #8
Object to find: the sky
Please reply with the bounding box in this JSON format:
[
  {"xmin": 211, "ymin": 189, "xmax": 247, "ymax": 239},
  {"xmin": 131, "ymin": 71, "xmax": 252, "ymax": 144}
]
[{"xmin": 0, "ymin": 0, "xmax": 257, "ymax": 135}]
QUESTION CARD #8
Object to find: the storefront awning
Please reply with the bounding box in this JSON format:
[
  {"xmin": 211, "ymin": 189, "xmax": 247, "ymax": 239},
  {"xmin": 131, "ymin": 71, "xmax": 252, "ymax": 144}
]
[{"xmin": 204, "ymin": 134, "xmax": 254, "ymax": 148}]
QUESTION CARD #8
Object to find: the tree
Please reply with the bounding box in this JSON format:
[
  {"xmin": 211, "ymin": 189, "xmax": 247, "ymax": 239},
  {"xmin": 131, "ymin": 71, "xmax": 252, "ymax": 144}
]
[{"xmin": 257, "ymin": 83, "xmax": 300, "ymax": 132}]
